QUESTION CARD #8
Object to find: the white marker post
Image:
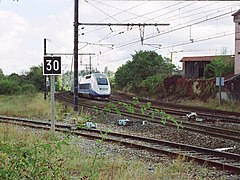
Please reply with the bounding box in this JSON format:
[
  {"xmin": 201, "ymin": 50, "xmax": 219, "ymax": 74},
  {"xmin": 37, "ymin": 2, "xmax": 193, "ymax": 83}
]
[
  {"xmin": 216, "ymin": 76, "xmax": 224, "ymax": 105},
  {"xmin": 43, "ymin": 56, "xmax": 62, "ymax": 132},
  {"xmin": 50, "ymin": 75, "xmax": 55, "ymax": 131}
]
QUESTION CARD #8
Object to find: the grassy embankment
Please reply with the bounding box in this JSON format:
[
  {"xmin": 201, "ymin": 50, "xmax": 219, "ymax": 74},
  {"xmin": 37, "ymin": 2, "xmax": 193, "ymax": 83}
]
[
  {"xmin": 0, "ymin": 93, "xmax": 230, "ymax": 179},
  {"xmin": 0, "ymin": 93, "xmax": 51, "ymax": 118},
  {"xmin": 179, "ymin": 98, "xmax": 240, "ymax": 112}
]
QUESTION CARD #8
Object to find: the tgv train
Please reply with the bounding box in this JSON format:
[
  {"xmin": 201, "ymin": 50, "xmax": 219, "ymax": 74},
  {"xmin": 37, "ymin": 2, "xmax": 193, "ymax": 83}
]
[{"xmin": 77, "ymin": 73, "xmax": 111, "ymax": 99}]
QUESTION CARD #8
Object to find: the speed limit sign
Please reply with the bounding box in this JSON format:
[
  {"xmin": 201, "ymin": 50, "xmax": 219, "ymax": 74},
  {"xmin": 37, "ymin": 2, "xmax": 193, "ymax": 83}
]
[{"xmin": 43, "ymin": 56, "xmax": 62, "ymax": 75}]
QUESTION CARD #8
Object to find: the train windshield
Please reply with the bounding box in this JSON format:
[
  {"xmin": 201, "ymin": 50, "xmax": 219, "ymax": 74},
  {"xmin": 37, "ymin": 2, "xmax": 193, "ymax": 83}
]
[{"xmin": 96, "ymin": 77, "xmax": 108, "ymax": 85}]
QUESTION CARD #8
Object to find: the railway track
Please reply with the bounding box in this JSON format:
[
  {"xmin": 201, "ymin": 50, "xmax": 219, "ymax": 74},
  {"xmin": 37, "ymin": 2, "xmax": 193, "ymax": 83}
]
[
  {"xmin": 111, "ymin": 92, "xmax": 240, "ymax": 124},
  {"xmin": 1, "ymin": 115, "xmax": 240, "ymax": 175},
  {"xmin": 56, "ymin": 92, "xmax": 240, "ymax": 143}
]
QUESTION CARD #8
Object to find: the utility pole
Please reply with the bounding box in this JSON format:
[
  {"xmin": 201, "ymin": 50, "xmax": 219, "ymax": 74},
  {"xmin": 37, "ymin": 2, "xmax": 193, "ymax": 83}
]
[{"xmin": 73, "ymin": 0, "xmax": 79, "ymax": 112}]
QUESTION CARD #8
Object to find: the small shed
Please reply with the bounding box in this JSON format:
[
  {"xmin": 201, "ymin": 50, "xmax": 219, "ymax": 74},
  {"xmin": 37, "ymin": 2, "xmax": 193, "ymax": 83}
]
[
  {"xmin": 225, "ymin": 74, "xmax": 240, "ymax": 101},
  {"xmin": 180, "ymin": 55, "xmax": 234, "ymax": 78}
]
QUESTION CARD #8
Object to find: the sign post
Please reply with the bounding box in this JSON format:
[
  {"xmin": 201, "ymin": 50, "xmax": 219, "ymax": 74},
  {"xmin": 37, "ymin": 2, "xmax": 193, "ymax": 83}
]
[
  {"xmin": 43, "ymin": 56, "xmax": 62, "ymax": 132},
  {"xmin": 216, "ymin": 76, "xmax": 224, "ymax": 105}
]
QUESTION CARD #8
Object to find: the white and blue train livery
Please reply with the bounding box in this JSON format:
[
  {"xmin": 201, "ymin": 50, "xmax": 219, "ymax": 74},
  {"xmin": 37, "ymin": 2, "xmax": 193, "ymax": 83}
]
[{"xmin": 78, "ymin": 73, "xmax": 111, "ymax": 98}]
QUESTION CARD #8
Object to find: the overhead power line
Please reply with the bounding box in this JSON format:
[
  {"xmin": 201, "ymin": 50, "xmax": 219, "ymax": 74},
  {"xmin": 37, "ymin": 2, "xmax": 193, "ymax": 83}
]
[
  {"xmin": 156, "ymin": 31, "xmax": 236, "ymax": 50},
  {"xmin": 84, "ymin": 0, "xmax": 120, "ymax": 22},
  {"xmin": 107, "ymin": 8, "xmax": 237, "ymax": 50},
  {"xmin": 82, "ymin": 1, "xmax": 183, "ymax": 35},
  {"xmin": 79, "ymin": 22, "xmax": 170, "ymax": 26},
  {"xmin": 79, "ymin": 22, "xmax": 170, "ymax": 45}
]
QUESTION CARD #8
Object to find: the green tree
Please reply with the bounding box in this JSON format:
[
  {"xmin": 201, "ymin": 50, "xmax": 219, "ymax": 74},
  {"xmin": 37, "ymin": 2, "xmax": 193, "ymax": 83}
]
[
  {"xmin": 115, "ymin": 50, "xmax": 174, "ymax": 92},
  {"xmin": 25, "ymin": 65, "xmax": 44, "ymax": 91},
  {"xmin": 0, "ymin": 80, "xmax": 22, "ymax": 95},
  {"xmin": 103, "ymin": 66, "xmax": 114, "ymax": 77},
  {"xmin": 0, "ymin": 68, "xmax": 4, "ymax": 79},
  {"xmin": 8, "ymin": 73, "xmax": 24, "ymax": 83},
  {"xmin": 204, "ymin": 55, "xmax": 234, "ymax": 78}
]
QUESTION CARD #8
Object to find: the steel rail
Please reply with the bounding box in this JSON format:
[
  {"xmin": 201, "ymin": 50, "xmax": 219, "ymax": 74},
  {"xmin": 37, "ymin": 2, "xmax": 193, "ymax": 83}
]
[
  {"xmin": 1, "ymin": 116, "xmax": 240, "ymax": 175},
  {"xmin": 110, "ymin": 92, "xmax": 240, "ymax": 122},
  {"xmin": 56, "ymin": 93, "xmax": 240, "ymax": 143}
]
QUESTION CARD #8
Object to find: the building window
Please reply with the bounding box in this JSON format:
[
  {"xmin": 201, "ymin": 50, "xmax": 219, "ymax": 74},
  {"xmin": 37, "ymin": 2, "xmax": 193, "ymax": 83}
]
[
  {"xmin": 238, "ymin": 52, "xmax": 240, "ymax": 55},
  {"xmin": 239, "ymin": 22, "xmax": 240, "ymax": 25}
]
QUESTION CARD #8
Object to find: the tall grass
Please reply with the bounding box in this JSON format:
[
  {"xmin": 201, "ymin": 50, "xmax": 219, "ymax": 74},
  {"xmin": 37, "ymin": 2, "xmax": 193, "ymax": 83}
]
[
  {"xmin": 0, "ymin": 93, "xmax": 50, "ymax": 118},
  {"xmin": 0, "ymin": 124, "xmax": 219, "ymax": 179},
  {"xmin": 0, "ymin": 94, "xmax": 231, "ymax": 179},
  {"xmin": 181, "ymin": 98, "xmax": 240, "ymax": 112}
]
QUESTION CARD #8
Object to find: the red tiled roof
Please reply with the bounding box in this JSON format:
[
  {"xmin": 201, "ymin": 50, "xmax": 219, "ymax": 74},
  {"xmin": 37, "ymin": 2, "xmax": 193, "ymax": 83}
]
[{"xmin": 180, "ymin": 55, "xmax": 234, "ymax": 62}]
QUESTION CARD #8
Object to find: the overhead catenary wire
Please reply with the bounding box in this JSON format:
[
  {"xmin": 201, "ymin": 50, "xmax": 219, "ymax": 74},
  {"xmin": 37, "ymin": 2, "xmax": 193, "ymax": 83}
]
[
  {"xmin": 78, "ymin": 1, "xmax": 240, "ymax": 70},
  {"xmin": 93, "ymin": 9, "xmax": 237, "ymax": 57},
  {"xmin": 83, "ymin": 0, "xmax": 121, "ymax": 22},
  {"xmin": 90, "ymin": 2, "xmax": 238, "ymax": 43},
  {"xmin": 81, "ymin": 1, "xmax": 184, "ymax": 35},
  {"xmin": 155, "ymin": 30, "xmax": 236, "ymax": 51}
]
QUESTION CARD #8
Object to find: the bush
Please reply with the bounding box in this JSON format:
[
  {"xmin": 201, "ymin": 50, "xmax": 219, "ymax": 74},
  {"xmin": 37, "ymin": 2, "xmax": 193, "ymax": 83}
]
[
  {"xmin": 0, "ymin": 80, "xmax": 22, "ymax": 95},
  {"xmin": 21, "ymin": 84, "xmax": 36, "ymax": 94},
  {"xmin": 140, "ymin": 74, "xmax": 164, "ymax": 96},
  {"xmin": 0, "ymin": 136, "xmax": 68, "ymax": 179}
]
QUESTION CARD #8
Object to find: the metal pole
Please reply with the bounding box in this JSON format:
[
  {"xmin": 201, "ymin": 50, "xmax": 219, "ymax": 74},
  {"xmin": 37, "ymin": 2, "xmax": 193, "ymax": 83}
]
[
  {"xmin": 44, "ymin": 38, "xmax": 47, "ymax": 100},
  {"xmin": 50, "ymin": 75, "xmax": 56, "ymax": 132},
  {"xmin": 89, "ymin": 56, "xmax": 92, "ymax": 74},
  {"xmin": 73, "ymin": 0, "xmax": 79, "ymax": 111},
  {"xmin": 79, "ymin": 23, "xmax": 170, "ymax": 26},
  {"xmin": 219, "ymin": 73, "xmax": 222, "ymax": 105}
]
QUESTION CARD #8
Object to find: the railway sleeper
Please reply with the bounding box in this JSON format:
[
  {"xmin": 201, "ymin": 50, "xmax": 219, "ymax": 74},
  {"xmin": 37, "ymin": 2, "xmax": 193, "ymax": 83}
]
[
  {"xmin": 172, "ymin": 150, "xmax": 191, "ymax": 154},
  {"xmin": 207, "ymin": 157, "xmax": 225, "ymax": 161},
  {"xmin": 186, "ymin": 151, "xmax": 205, "ymax": 156},
  {"xmin": 228, "ymin": 162, "xmax": 240, "ymax": 167},
  {"xmin": 217, "ymin": 159, "xmax": 239, "ymax": 164},
  {"xmin": 197, "ymin": 154, "xmax": 216, "ymax": 159}
]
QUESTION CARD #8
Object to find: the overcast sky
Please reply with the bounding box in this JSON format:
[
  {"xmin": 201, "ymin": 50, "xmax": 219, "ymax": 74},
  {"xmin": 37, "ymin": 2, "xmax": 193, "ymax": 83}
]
[{"xmin": 1, "ymin": 0, "xmax": 240, "ymax": 75}]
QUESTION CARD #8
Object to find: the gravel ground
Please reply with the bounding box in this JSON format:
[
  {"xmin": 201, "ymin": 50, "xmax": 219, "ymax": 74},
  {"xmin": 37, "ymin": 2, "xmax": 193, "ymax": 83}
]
[
  {"xmin": 91, "ymin": 113, "xmax": 240, "ymax": 154},
  {"xmin": 59, "ymin": 110, "xmax": 240, "ymax": 179}
]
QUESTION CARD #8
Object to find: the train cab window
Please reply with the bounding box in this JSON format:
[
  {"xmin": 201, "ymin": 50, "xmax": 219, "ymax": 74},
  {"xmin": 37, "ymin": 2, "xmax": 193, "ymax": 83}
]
[{"xmin": 97, "ymin": 77, "xmax": 108, "ymax": 85}]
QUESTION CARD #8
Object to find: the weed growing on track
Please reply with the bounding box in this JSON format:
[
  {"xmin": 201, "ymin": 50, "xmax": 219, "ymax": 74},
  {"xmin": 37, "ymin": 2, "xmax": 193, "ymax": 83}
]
[{"xmin": 90, "ymin": 97, "xmax": 182, "ymax": 128}]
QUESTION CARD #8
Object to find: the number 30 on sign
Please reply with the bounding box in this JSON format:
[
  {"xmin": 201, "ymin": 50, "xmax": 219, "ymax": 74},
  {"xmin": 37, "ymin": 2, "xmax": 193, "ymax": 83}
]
[{"xmin": 43, "ymin": 56, "xmax": 62, "ymax": 75}]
